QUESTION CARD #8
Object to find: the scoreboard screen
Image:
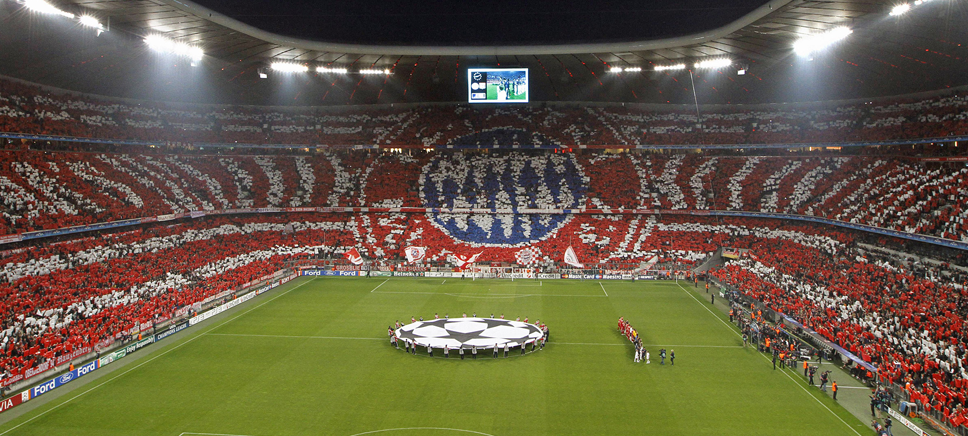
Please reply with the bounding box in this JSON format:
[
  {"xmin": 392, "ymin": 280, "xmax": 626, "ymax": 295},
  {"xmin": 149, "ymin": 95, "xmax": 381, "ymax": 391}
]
[{"xmin": 467, "ymin": 68, "xmax": 529, "ymax": 104}]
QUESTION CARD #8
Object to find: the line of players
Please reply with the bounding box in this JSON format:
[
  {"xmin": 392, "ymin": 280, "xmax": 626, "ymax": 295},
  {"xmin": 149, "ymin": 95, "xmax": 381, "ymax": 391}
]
[
  {"xmin": 388, "ymin": 314, "xmax": 550, "ymax": 359},
  {"xmin": 619, "ymin": 317, "xmax": 673, "ymax": 365}
]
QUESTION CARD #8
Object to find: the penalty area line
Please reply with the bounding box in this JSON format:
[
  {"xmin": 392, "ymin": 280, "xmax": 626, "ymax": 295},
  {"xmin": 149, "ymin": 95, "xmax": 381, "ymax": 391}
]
[
  {"xmin": 370, "ymin": 278, "xmax": 390, "ymax": 292},
  {"xmin": 599, "ymin": 281, "xmax": 608, "ymax": 297},
  {"xmin": 0, "ymin": 278, "xmax": 317, "ymax": 436},
  {"xmin": 347, "ymin": 427, "xmax": 496, "ymax": 436},
  {"xmin": 674, "ymin": 282, "xmax": 862, "ymax": 436},
  {"xmin": 179, "ymin": 433, "xmax": 259, "ymax": 436}
]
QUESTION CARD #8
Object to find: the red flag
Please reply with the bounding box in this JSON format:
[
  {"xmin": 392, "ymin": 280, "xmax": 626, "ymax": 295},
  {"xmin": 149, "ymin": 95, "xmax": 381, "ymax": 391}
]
[
  {"xmin": 343, "ymin": 248, "xmax": 364, "ymax": 265},
  {"xmin": 454, "ymin": 251, "xmax": 484, "ymax": 269}
]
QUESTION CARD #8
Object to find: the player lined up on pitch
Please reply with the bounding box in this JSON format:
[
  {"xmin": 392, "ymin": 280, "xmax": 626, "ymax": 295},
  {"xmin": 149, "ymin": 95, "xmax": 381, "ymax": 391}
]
[{"xmin": 619, "ymin": 317, "xmax": 674, "ymax": 366}]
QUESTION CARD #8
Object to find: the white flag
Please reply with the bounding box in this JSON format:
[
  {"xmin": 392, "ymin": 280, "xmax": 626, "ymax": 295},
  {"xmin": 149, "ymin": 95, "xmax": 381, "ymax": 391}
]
[
  {"xmin": 404, "ymin": 246, "xmax": 427, "ymax": 264},
  {"xmin": 563, "ymin": 246, "xmax": 584, "ymax": 269}
]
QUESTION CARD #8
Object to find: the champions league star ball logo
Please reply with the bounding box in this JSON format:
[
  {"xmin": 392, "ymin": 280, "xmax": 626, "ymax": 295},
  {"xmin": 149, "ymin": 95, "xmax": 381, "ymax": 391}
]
[
  {"xmin": 396, "ymin": 318, "xmax": 544, "ymax": 350},
  {"xmin": 420, "ymin": 153, "xmax": 587, "ymax": 246}
]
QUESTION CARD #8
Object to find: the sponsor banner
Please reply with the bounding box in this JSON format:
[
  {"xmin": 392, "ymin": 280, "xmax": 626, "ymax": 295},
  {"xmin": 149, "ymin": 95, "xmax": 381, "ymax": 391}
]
[
  {"xmin": 99, "ymin": 349, "xmax": 126, "ymax": 367},
  {"xmin": 156, "ymin": 214, "xmax": 177, "ymax": 222},
  {"xmin": 889, "ymin": 408, "xmax": 928, "ymax": 436},
  {"xmin": 30, "ymin": 360, "xmax": 99, "ymax": 399},
  {"xmin": 124, "ymin": 336, "xmax": 155, "ymax": 355},
  {"xmin": 561, "ymin": 274, "xmax": 618, "ymax": 280},
  {"xmin": 0, "ymin": 391, "xmax": 30, "ymax": 414},
  {"xmin": 55, "ymin": 346, "xmax": 93, "ymax": 366},
  {"xmin": 338, "ymin": 271, "xmax": 361, "ymax": 277},
  {"xmin": 189, "ymin": 211, "xmax": 206, "ymax": 218},
  {"xmin": 424, "ymin": 271, "xmax": 445, "ymax": 278},
  {"xmin": 392, "ymin": 271, "xmax": 424, "ymax": 277},
  {"xmin": 334, "ymin": 265, "xmax": 362, "ymax": 271},
  {"xmin": 284, "ymin": 207, "xmax": 316, "ymax": 212},
  {"xmin": 501, "ymin": 273, "xmax": 535, "ymax": 279},
  {"xmin": 536, "ymin": 273, "xmax": 561, "ymax": 279},
  {"xmin": 189, "ymin": 291, "xmax": 257, "ymax": 326},
  {"xmin": 256, "ymin": 207, "xmax": 282, "ymax": 213},
  {"xmin": 369, "ymin": 271, "xmax": 393, "ymax": 277},
  {"xmin": 637, "ymin": 275, "xmax": 657, "ymax": 280},
  {"xmin": 155, "ymin": 322, "xmax": 189, "ymax": 342}
]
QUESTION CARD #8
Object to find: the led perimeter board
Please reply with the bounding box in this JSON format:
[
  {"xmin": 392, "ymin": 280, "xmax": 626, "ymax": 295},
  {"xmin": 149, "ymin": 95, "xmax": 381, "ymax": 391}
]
[{"xmin": 467, "ymin": 68, "xmax": 529, "ymax": 104}]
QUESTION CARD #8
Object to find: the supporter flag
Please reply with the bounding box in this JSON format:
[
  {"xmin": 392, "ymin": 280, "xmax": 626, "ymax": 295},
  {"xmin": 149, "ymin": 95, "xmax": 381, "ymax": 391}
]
[
  {"xmin": 404, "ymin": 246, "xmax": 427, "ymax": 264},
  {"xmin": 642, "ymin": 255, "xmax": 659, "ymax": 271},
  {"xmin": 343, "ymin": 248, "xmax": 364, "ymax": 265},
  {"xmin": 563, "ymin": 246, "xmax": 584, "ymax": 269},
  {"xmin": 515, "ymin": 246, "xmax": 542, "ymax": 265},
  {"xmin": 454, "ymin": 251, "xmax": 484, "ymax": 269}
]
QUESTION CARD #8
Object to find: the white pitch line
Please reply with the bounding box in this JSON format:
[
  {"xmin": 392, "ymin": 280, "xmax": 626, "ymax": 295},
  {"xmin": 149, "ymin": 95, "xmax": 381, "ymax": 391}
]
[
  {"xmin": 550, "ymin": 342, "xmax": 742, "ymax": 348},
  {"xmin": 442, "ymin": 280, "xmax": 446, "ymax": 285},
  {"xmin": 674, "ymin": 282, "xmax": 862, "ymax": 436},
  {"xmin": 0, "ymin": 278, "xmax": 317, "ymax": 436},
  {"xmin": 372, "ymin": 291, "xmax": 605, "ymax": 298},
  {"xmin": 179, "ymin": 433, "xmax": 259, "ymax": 436},
  {"xmin": 599, "ymin": 281, "xmax": 608, "ymax": 296},
  {"xmin": 370, "ymin": 278, "xmax": 390, "ymax": 292},
  {"xmin": 207, "ymin": 333, "xmax": 384, "ymax": 340},
  {"xmin": 347, "ymin": 428, "xmax": 496, "ymax": 436}
]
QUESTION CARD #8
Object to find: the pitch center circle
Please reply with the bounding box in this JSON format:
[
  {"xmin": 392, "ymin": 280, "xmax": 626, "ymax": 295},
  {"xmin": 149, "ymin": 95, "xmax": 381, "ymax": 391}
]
[{"xmin": 396, "ymin": 317, "xmax": 543, "ymax": 350}]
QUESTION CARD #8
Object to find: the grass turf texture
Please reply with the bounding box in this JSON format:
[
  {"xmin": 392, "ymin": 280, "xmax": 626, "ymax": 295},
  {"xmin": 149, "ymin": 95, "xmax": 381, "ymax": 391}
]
[{"xmin": 0, "ymin": 277, "xmax": 870, "ymax": 436}]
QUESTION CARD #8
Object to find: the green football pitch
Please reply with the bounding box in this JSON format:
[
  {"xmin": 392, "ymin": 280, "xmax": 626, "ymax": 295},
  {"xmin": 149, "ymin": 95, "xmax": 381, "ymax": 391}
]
[
  {"xmin": 0, "ymin": 277, "xmax": 871, "ymax": 436},
  {"xmin": 485, "ymin": 84, "xmax": 526, "ymax": 101}
]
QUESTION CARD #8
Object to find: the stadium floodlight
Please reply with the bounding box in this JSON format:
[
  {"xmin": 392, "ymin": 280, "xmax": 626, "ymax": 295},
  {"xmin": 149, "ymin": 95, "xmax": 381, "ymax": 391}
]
[
  {"xmin": 793, "ymin": 26, "xmax": 852, "ymax": 57},
  {"xmin": 317, "ymin": 66, "xmax": 348, "ymax": 74},
  {"xmin": 271, "ymin": 63, "xmax": 309, "ymax": 73},
  {"xmin": 609, "ymin": 67, "xmax": 623, "ymax": 73},
  {"xmin": 624, "ymin": 67, "xmax": 642, "ymax": 72},
  {"xmin": 145, "ymin": 35, "xmax": 203, "ymax": 61},
  {"xmin": 23, "ymin": 0, "xmax": 74, "ymax": 18},
  {"xmin": 359, "ymin": 69, "xmax": 391, "ymax": 75},
  {"xmin": 654, "ymin": 64, "xmax": 687, "ymax": 71},
  {"xmin": 78, "ymin": 15, "xmax": 103, "ymax": 29},
  {"xmin": 694, "ymin": 58, "xmax": 733, "ymax": 69},
  {"xmin": 890, "ymin": 3, "xmax": 911, "ymax": 15}
]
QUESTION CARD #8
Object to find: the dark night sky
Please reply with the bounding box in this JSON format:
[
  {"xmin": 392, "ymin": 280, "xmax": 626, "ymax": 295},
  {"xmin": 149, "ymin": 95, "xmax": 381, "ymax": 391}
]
[{"xmin": 194, "ymin": 0, "xmax": 769, "ymax": 45}]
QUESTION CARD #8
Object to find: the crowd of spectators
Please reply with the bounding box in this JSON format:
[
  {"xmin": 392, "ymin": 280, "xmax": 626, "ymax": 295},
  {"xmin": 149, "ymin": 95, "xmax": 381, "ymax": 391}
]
[
  {"xmin": 3, "ymin": 78, "xmax": 968, "ymax": 148},
  {"xmin": 710, "ymin": 230, "xmax": 968, "ymax": 429}
]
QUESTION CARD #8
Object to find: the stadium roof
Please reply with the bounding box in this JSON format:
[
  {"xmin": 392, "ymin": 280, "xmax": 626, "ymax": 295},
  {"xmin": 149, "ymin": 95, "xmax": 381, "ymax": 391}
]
[{"xmin": 0, "ymin": 0, "xmax": 966, "ymax": 106}]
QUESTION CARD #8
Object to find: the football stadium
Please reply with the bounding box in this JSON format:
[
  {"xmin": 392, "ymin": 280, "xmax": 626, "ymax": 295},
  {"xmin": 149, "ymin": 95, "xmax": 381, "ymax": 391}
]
[{"xmin": 0, "ymin": 0, "xmax": 967, "ymax": 435}]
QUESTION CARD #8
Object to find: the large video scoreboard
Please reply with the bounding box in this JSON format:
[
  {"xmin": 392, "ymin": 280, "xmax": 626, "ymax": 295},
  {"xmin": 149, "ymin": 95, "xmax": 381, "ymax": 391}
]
[{"xmin": 467, "ymin": 68, "xmax": 529, "ymax": 104}]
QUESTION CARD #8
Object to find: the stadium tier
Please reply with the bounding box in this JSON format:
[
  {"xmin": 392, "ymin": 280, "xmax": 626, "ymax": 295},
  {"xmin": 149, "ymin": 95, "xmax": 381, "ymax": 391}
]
[
  {"xmin": 2, "ymin": 78, "xmax": 968, "ymax": 147},
  {"xmin": 0, "ymin": 150, "xmax": 965, "ymax": 242}
]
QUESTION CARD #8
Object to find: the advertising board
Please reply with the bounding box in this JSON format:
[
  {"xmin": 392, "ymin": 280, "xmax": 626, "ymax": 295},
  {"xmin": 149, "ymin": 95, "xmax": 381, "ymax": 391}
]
[{"xmin": 30, "ymin": 360, "xmax": 99, "ymax": 399}]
